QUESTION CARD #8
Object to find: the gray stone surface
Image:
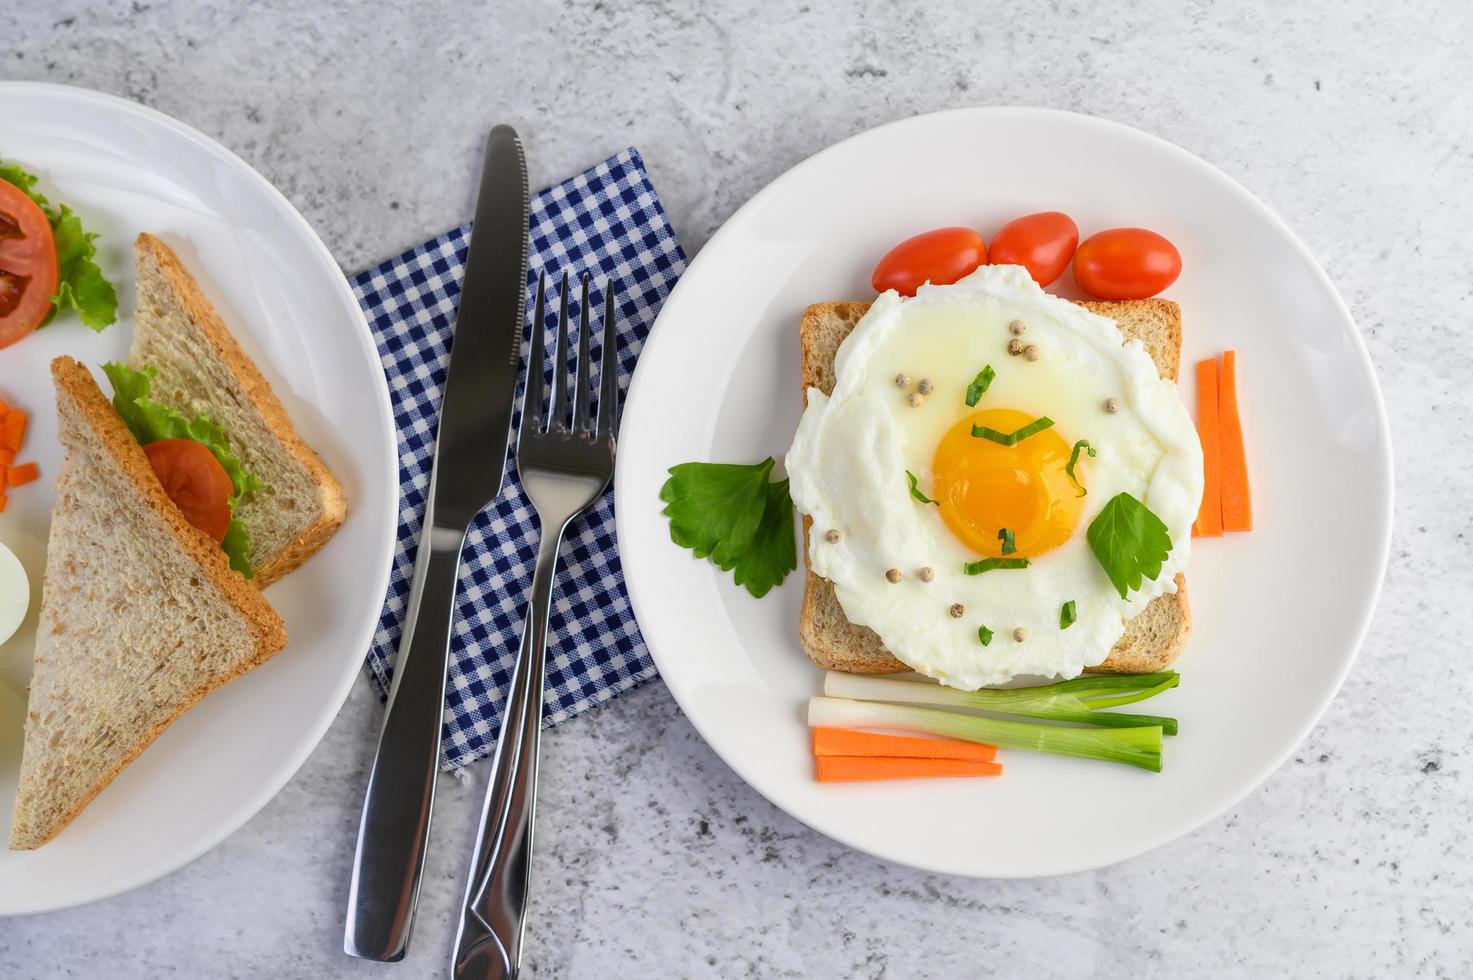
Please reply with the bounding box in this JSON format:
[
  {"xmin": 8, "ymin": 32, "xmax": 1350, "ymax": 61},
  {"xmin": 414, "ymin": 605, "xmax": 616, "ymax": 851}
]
[{"xmin": 4, "ymin": 0, "xmax": 1471, "ymax": 977}]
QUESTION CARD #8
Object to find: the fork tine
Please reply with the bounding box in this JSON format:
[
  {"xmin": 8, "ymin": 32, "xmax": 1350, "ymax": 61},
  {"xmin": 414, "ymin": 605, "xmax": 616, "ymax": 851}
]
[
  {"xmin": 573, "ymin": 274, "xmax": 593, "ymax": 433},
  {"xmin": 595, "ymin": 282, "xmax": 619, "ymax": 440},
  {"xmin": 548, "ymin": 270, "xmax": 571, "ymax": 430},
  {"xmin": 522, "ymin": 272, "xmax": 546, "ymax": 438}
]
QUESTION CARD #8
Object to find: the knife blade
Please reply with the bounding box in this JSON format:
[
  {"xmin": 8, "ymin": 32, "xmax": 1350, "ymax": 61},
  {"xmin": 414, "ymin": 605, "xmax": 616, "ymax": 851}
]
[{"xmin": 345, "ymin": 125, "xmax": 529, "ymax": 963}]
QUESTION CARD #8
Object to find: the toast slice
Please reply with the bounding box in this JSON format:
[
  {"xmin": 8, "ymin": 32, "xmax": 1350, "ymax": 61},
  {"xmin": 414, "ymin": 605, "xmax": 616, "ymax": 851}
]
[
  {"xmin": 797, "ymin": 299, "xmax": 1191, "ymax": 677},
  {"xmin": 9, "ymin": 358, "xmax": 288, "ymax": 850},
  {"xmin": 129, "ymin": 233, "xmax": 347, "ymax": 587}
]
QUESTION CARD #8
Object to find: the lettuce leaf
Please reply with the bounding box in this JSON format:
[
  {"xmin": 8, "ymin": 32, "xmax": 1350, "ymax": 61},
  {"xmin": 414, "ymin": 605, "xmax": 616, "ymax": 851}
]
[
  {"xmin": 0, "ymin": 160, "xmax": 119, "ymax": 331},
  {"xmin": 102, "ymin": 361, "xmax": 265, "ymax": 578}
]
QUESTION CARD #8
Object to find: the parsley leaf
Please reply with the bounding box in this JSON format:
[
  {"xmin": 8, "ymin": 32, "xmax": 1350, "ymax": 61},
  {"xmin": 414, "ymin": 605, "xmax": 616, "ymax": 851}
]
[
  {"xmin": 998, "ymin": 527, "xmax": 1016, "ymax": 555},
  {"xmin": 1, "ymin": 161, "xmax": 118, "ymax": 331},
  {"xmin": 964, "ymin": 365, "xmax": 996, "ymax": 407},
  {"xmin": 962, "ymin": 556, "xmax": 1030, "ymax": 575},
  {"xmin": 905, "ymin": 469, "xmax": 937, "ymax": 505},
  {"xmin": 971, "ymin": 416, "xmax": 1054, "ymax": 446},
  {"xmin": 977, "ymin": 624, "xmax": 994, "ymax": 646},
  {"xmin": 1086, "ymin": 492, "xmax": 1173, "ymax": 599},
  {"xmin": 1065, "ymin": 439, "xmax": 1096, "ymax": 497},
  {"xmin": 103, "ymin": 362, "xmax": 265, "ymax": 577},
  {"xmin": 660, "ymin": 457, "xmax": 796, "ymax": 598},
  {"xmin": 1060, "ymin": 600, "xmax": 1077, "ymax": 629}
]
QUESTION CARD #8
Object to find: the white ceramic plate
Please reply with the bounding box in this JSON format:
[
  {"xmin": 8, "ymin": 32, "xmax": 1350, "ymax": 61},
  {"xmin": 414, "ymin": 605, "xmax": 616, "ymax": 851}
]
[
  {"xmin": 616, "ymin": 108, "xmax": 1392, "ymax": 878},
  {"xmin": 0, "ymin": 83, "xmax": 396, "ymax": 912}
]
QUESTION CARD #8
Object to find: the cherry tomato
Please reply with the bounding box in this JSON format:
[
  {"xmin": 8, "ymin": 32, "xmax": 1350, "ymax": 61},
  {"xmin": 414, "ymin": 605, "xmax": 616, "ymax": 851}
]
[
  {"xmin": 0, "ymin": 180, "xmax": 59, "ymax": 350},
  {"xmin": 871, "ymin": 227, "xmax": 986, "ymax": 297},
  {"xmin": 986, "ymin": 212, "xmax": 1079, "ymax": 286},
  {"xmin": 143, "ymin": 439, "xmax": 234, "ymax": 543},
  {"xmin": 1073, "ymin": 228, "xmax": 1182, "ymax": 300}
]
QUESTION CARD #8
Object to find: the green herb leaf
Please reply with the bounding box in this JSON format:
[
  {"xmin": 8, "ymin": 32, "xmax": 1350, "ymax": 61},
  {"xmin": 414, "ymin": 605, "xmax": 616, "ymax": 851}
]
[
  {"xmin": 101, "ymin": 361, "xmax": 265, "ymax": 578},
  {"xmin": 962, "ymin": 556, "xmax": 1031, "ymax": 575},
  {"xmin": 977, "ymin": 624, "xmax": 994, "ymax": 646},
  {"xmin": 1065, "ymin": 439, "xmax": 1097, "ymax": 497},
  {"xmin": 660, "ymin": 457, "xmax": 796, "ymax": 598},
  {"xmin": 1086, "ymin": 492, "xmax": 1173, "ymax": 599},
  {"xmin": 971, "ymin": 416, "xmax": 1055, "ymax": 446},
  {"xmin": 1060, "ymin": 600, "xmax": 1077, "ymax": 629},
  {"xmin": 998, "ymin": 527, "xmax": 1016, "ymax": 555},
  {"xmin": 905, "ymin": 469, "xmax": 937, "ymax": 505},
  {"xmin": 964, "ymin": 365, "xmax": 996, "ymax": 407},
  {"xmin": 2, "ymin": 161, "xmax": 118, "ymax": 331}
]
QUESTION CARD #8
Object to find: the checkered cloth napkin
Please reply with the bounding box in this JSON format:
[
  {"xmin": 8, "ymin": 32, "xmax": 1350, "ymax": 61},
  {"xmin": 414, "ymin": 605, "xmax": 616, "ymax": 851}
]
[{"xmin": 350, "ymin": 148, "xmax": 685, "ymax": 771}]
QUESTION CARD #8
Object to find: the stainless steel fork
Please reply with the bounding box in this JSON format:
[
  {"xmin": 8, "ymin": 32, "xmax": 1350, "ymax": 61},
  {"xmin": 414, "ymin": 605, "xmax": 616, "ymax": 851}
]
[{"xmin": 451, "ymin": 272, "xmax": 619, "ymax": 980}]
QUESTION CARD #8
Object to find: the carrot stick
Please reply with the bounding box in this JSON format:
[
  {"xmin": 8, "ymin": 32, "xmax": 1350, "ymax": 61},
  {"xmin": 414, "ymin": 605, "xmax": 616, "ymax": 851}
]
[
  {"xmin": 0, "ymin": 489, "xmax": 7, "ymax": 513},
  {"xmin": 0, "ymin": 447, "xmax": 11, "ymax": 467},
  {"xmin": 6, "ymin": 462, "xmax": 38, "ymax": 487},
  {"xmin": 1218, "ymin": 351, "xmax": 1252, "ymax": 531},
  {"xmin": 0, "ymin": 409, "xmax": 24, "ymax": 452},
  {"xmin": 1192, "ymin": 357, "xmax": 1223, "ymax": 537},
  {"xmin": 812, "ymin": 727, "xmax": 997, "ymax": 762},
  {"xmin": 815, "ymin": 756, "xmax": 1003, "ymax": 782}
]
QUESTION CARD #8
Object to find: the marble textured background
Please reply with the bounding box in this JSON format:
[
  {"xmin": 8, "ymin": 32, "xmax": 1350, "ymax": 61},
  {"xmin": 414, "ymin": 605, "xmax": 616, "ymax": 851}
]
[{"xmin": 4, "ymin": 1, "xmax": 1471, "ymax": 977}]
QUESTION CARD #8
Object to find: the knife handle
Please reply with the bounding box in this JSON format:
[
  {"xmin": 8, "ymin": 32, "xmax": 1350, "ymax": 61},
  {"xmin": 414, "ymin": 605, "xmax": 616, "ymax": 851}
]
[{"xmin": 345, "ymin": 518, "xmax": 467, "ymax": 961}]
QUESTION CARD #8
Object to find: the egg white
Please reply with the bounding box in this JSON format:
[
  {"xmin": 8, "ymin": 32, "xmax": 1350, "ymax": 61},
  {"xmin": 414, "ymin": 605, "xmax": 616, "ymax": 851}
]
[{"xmin": 786, "ymin": 265, "xmax": 1203, "ymax": 689}]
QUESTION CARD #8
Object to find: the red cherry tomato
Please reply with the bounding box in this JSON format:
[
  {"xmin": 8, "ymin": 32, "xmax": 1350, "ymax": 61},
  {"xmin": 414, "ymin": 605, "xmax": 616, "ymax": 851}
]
[
  {"xmin": 987, "ymin": 212, "xmax": 1079, "ymax": 286},
  {"xmin": 0, "ymin": 179, "xmax": 60, "ymax": 350},
  {"xmin": 143, "ymin": 438, "xmax": 234, "ymax": 543},
  {"xmin": 1073, "ymin": 228, "xmax": 1182, "ymax": 300},
  {"xmin": 871, "ymin": 227, "xmax": 986, "ymax": 297}
]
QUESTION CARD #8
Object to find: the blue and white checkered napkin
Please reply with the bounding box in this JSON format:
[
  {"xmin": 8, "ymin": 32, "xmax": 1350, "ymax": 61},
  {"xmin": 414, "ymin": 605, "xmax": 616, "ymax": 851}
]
[{"xmin": 350, "ymin": 148, "xmax": 686, "ymax": 771}]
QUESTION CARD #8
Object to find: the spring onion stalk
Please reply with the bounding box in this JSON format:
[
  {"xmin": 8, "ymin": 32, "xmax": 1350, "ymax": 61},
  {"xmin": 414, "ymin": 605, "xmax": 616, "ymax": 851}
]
[
  {"xmin": 808, "ymin": 697, "xmax": 1163, "ymax": 772},
  {"xmin": 823, "ymin": 671, "xmax": 1179, "ymax": 736}
]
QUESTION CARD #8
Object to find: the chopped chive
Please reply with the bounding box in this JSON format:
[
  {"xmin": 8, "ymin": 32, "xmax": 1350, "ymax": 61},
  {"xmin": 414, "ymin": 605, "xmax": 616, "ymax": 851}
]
[
  {"xmin": 971, "ymin": 416, "xmax": 1055, "ymax": 446},
  {"xmin": 964, "ymin": 364, "xmax": 996, "ymax": 407},
  {"xmin": 998, "ymin": 527, "xmax": 1016, "ymax": 555},
  {"xmin": 963, "ymin": 556, "xmax": 1031, "ymax": 575},
  {"xmin": 905, "ymin": 470, "xmax": 938, "ymax": 505},
  {"xmin": 1060, "ymin": 600, "xmax": 1077, "ymax": 629},
  {"xmin": 1065, "ymin": 439, "xmax": 1097, "ymax": 497},
  {"xmin": 978, "ymin": 624, "xmax": 993, "ymax": 646}
]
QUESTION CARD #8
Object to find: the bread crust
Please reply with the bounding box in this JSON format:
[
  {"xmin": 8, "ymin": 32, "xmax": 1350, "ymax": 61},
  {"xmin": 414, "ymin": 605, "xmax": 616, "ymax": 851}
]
[
  {"xmin": 10, "ymin": 359, "xmax": 288, "ymax": 849},
  {"xmin": 134, "ymin": 233, "xmax": 347, "ymax": 587}
]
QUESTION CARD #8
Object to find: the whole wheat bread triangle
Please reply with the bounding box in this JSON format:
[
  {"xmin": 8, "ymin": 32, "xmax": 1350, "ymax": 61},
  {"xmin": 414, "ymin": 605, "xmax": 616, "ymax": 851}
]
[
  {"xmin": 797, "ymin": 297, "xmax": 1191, "ymax": 678},
  {"xmin": 8, "ymin": 358, "xmax": 288, "ymax": 850},
  {"xmin": 129, "ymin": 233, "xmax": 347, "ymax": 587}
]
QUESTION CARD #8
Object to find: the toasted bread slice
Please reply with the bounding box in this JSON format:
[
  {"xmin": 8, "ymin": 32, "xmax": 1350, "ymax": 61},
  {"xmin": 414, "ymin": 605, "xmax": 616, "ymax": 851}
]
[
  {"xmin": 129, "ymin": 233, "xmax": 346, "ymax": 587},
  {"xmin": 9, "ymin": 358, "xmax": 287, "ymax": 849},
  {"xmin": 797, "ymin": 299, "xmax": 1191, "ymax": 677}
]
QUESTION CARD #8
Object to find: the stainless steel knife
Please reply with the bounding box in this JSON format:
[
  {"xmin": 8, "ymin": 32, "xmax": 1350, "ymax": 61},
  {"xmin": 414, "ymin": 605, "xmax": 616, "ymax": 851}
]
[{"xmin": 344, "ymin": 125, "xmax": 529, "ymax": 963}]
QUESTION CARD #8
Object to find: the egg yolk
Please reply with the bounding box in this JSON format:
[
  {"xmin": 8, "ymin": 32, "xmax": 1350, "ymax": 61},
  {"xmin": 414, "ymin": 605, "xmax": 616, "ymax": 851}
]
[{"xmin": 931, "ymin": 407, "xmax": 1085, "ymax": 559}]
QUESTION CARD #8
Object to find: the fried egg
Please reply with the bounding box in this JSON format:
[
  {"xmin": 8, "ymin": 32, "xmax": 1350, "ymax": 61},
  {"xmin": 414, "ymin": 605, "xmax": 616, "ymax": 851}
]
[{"xmin": 786, "ymin": 265, "xmax": 1202, "ymax": 689}]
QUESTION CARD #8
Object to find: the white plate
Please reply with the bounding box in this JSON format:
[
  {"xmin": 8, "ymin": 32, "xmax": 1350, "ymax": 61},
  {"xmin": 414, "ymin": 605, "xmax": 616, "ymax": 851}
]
[
  {"xmin": 0, "ymin": 83, "xmax": 396, "ymax": 912},
  {"xmin": 615, "ymin": 108, "xmax": 1392, "ymax": 878}
]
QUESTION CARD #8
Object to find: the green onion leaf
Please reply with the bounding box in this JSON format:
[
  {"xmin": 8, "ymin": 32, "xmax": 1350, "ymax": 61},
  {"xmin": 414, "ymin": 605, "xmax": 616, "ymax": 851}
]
[
  {"xmin": 905, "ymin": 470, "xmax": 938, "ymax": 505},
  {"xmin": 978, "ymin": 624, "xmax": 993, "ymax": 646},
  {"xmin": 971, "ymin": 416, "xmax": 1054, "ymax": 446},
  {"xmin": 1060, "ymin": 600, "xmax": 1077, "ymax": 629},
  {"xmin": 998, "ymin": 527, "xmax": 1016, "ymax": 555},
  {"xmin": 962, "ymin": 556, "xmax": 1030, "ymax": 575},
  {"xmin": 1065, "ymin": 439, "xmax": 1097, "ymax": 497},
  {"xmin": 964, "ymin": 365, "xmax": 996, "ymax": 407}
]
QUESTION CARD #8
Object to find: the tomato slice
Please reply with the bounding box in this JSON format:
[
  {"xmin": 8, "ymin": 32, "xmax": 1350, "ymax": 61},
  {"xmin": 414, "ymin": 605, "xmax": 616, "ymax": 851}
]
[
  {"xmin": 1073, "ymin": 228, "xmax": 1182, "ymax": 300},
  {"xmin": 987, "ymin": 212, "xmax": 1079, "ymax": 287},
  {"xmin": 871, "ymin": 227, "xmax": 986, "ymax": 297},
  {"xmin": 143, "ymin": 439, "xmax": 234, "ymax": 543},
  {"xmin": 0, "ymin": 180, "xmax": 59, "ymax": 350}
]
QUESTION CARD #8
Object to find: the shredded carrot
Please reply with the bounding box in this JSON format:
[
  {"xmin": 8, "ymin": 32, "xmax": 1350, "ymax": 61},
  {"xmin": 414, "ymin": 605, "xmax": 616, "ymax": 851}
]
[
  {"xmin": 0, "ymin": 409, "xmax": 24, "ymax": 452},
  {"xmin": 815, "ymin": 756, "xmax": 1003, "ymax": 782},
  {"xmin": 5, "ymin": 462, "xmax": 38, "ymax": 487},
  {"xmin": 812, "ymin": 727, "xmax": 997, "ymax": 763},
  {"xmin": 1192, "ymin": 357, "xmax": 1223, "ymax": 537},
  {"xmin": 1218, "ymin": 351, "xmax": 1252, "ymax": 532}
]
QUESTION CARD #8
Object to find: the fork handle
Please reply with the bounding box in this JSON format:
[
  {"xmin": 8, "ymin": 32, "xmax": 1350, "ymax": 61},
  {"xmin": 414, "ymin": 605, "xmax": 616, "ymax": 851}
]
[
  {"xmin": 345, "ymin": 516, "xmax": 467, "ymax": 962},
  {"xmin": 452, "ymin": 518, "xmax": 566, "ymax": 980}
]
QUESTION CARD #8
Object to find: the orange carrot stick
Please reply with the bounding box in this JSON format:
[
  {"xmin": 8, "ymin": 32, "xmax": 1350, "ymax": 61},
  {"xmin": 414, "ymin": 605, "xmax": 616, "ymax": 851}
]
[
  {"xmin": 815, "ymin": 756, "xmax": 1003, "ymax": 782},
  {"xmin": 1218, "ymin": 351, "xmax": 1252, "ymax": 532},
  {"xmin": 0, "ymin": 409, "xmax": 24, "ymax": 452},
  {"xmin": 6, "ymin": 462, "xmax": 38, "ymax": 487},
  {"xmin": 0, "ymin": 447, "xmax": 12, "ymax": 468},
  {"xmin": 0, "ymin": 489, "xmax": 7, "ymax": 513},
  {"xmin": 812, "ymin": 727, "xmax": 997, "ymax": 762},
  {"xmin": 1193, "ymin": 357, "xmax": 1223, "ymax": 537}
]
